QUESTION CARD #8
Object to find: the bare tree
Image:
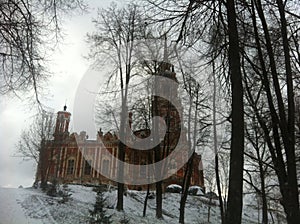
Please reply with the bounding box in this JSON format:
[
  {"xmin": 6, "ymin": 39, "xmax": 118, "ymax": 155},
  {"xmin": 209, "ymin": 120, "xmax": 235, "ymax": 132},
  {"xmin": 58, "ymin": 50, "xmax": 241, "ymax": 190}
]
[
  {"xmin": 143, "ymin": 1, "xmax": 245, "ymax": 222},
  {"xmin": 222, "ymin": 1, "xmax": 245, "ymax": 223},
  {"xmin": 238, "ymin": 0, "xmax": 300, "ymax": 222},
  {"xmin": 243, "ymin": 109, "xmax": 272, "ymax": 224},
  {"xmin": 87, "ymin": 3, "xmax": 147, "ymax": 211},
  {"xmin": 179, "ymin": 76, "xmax": 207, "ymax": 224},
  {"xmin": 16, "ymin": 111, "xmax": 55, "ymax": 188},
  {"xmin": 212, "ymin": 59, "xmax": 226, "ymax": 224},
  {"xmin": 0, "ymin": 0, "xmax": 86, "ymax": 102},
  {"xmin": 143, "ymin": 0, "xmax": 300, "ymax": 223},
  {"xmin": 171, "ymin": 50, "xmax": 210, "ymax": 223}
]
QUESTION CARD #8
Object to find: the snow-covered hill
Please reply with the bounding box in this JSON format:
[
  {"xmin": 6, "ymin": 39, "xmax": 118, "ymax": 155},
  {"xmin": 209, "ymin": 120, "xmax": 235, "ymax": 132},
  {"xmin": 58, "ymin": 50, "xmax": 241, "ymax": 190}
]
[{"xmin": 0, "ymin": 185, "xmax": 271, "ymax": 224}]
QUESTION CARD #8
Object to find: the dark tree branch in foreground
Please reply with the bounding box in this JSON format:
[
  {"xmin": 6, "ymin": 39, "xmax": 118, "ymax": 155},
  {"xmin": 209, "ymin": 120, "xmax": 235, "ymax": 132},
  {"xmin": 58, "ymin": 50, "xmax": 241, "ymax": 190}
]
[{"xmin": 0, "ymin": 0, "xmax": 86, "ymax": 103}]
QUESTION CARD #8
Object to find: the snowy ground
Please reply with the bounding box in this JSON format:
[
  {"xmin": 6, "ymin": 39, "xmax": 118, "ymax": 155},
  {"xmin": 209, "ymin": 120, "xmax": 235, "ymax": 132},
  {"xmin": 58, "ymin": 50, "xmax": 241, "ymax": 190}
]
[{"xmin": 0, "ymin": 185, "xmax": 277, "ymax": 224}]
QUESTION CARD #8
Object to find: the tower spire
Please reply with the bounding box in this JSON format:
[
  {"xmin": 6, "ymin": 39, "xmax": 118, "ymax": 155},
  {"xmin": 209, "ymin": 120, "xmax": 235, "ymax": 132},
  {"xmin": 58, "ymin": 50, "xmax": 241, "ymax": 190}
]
[
  {"xmin": 54, "ymin": 106, "xmax": 71, "ymax": 140},
  {"xmin": 64, "ymin": 99, "xmax": 67, "ymax": 111}
]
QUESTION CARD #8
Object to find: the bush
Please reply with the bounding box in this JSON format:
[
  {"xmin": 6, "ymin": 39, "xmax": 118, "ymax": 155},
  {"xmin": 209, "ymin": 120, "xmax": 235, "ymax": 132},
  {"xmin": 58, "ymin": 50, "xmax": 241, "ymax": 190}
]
[
  {"xmin": 119, "ymin": 212, "xmax": 130, "ymax": 224},
  {"xmin": 59, "ymin": 184, "xmax": 72, "ymax": 203},
  {"xmin": 148, "ymin": 192, "xmax": 155, "ymax": 199},
  {"xmin": 46, "ymin": 179, "xmax": 58, "ymax": 197}
]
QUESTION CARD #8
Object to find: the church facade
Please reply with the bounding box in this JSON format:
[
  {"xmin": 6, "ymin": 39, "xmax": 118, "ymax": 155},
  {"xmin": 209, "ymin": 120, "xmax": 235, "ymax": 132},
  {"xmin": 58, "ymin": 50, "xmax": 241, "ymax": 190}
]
[{"xmin": 40, "ymin": 61, "xmax": 204, "ymax": 191}]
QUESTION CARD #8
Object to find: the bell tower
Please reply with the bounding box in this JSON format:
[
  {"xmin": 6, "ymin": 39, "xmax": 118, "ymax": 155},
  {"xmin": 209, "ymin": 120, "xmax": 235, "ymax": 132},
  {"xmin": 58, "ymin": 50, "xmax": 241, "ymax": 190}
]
[
  {"xmin": 152, "ymin": 37, "xmax": 182, "ymax": 151},
  {"xmin": 54, "ymin": 105, "xmax": 71, "ymax": 140}
]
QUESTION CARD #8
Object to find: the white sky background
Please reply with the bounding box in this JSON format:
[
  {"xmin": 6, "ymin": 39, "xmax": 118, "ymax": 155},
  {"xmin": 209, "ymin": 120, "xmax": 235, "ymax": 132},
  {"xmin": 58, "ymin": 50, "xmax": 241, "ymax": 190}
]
[{"xmin": 0, "ymin": 0, "xmax": 117, "ymax": 188}]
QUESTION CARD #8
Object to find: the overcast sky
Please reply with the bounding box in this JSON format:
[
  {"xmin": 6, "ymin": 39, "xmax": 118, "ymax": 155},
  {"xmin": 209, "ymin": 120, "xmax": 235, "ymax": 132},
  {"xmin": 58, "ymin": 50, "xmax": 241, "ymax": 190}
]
[
  {"xmin": 0, "ymin": 0, "xmax": 116, "ymax": 188},
  {"xmin": 0, "ymin": 0, "xmax": 215, "ymax": 188}
]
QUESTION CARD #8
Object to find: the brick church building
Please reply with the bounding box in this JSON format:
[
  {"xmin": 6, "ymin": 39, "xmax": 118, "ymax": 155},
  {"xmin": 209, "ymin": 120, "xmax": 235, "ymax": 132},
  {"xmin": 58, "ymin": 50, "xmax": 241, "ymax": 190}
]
[{"xmin": 40, "ymin": 60, "xmax": 204, "ymax": 191}]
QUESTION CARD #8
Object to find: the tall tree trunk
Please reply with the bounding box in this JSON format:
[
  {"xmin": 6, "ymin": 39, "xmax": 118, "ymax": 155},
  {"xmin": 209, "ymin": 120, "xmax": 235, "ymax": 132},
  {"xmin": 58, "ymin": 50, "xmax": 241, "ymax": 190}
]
[
  {"xmin": 250, "ymin": 1, "xmax": 288, "ymax": 214},
  {"xmin": 225, "ymin": 0, "xmax": 245, "ymax": 223},
  {"xmin": 276, "ymin": 1, "xmax": 300, "ymax": 222},
  {"xmin": 143, "ymin": 184, "xmax": 150, "ymax": 217},
  {"xmin": 143, "ymin": 149, "xmax": 153, "ymax": 217},
  {"xmin": 258, "ymin": 153, "xmax": 268, "ymax": 224},
  {"xmin": 253, "ymin": 0, "xmax": 300, "ymax": 222},
  {"xmin": 155, "ymin": 124, "xmax": 163, "ymax": 218},
  {"xmin": 116, "ymin": 142, "xmax": 125, "ymax": 211},
  {"xmin": 179, "ymin": 156, "xmax": 194, "ymax": 223},
  {"xmin": 213, "ymin": 57, "xmax": 225, "ymax": 224},
  {"xmin": 39, "ymin": 138, "xmax": 47, "ymax": 189},
  {"xmin": 179, "ymin": 75, "xmax": 200, "ymax": 223},
  {"xmin": 153, "ymin": 70, "xmax": 163, "ymax": 219},
  {"xmin": 155, "ymin": 180, "xmax": 163, "ymax": 218},
  {"xmin": 179, "ymin": 84, "xmax": 193, "ymax": 223},
  {"xmin": 116, "ymin": 98, "xmax": 128, "ymax": 211}
]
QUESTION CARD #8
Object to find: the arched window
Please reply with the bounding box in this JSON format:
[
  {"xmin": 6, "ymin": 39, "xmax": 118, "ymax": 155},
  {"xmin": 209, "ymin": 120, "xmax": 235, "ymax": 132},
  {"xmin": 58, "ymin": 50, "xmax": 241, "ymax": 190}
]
[
  {"xmin": 84, "ymin": 159, "xmax": 92, "ymax": 175},
  {"xmin": 66, "ymin": 159, "xmax": 75, "ymax": 175}
]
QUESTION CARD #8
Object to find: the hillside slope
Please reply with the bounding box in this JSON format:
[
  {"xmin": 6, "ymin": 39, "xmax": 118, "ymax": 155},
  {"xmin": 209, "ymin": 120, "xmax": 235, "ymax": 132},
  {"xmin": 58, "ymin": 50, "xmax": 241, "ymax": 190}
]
[{"xmin": 0, "ymin": 185, "xmax": 267, "ymax": 224}]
